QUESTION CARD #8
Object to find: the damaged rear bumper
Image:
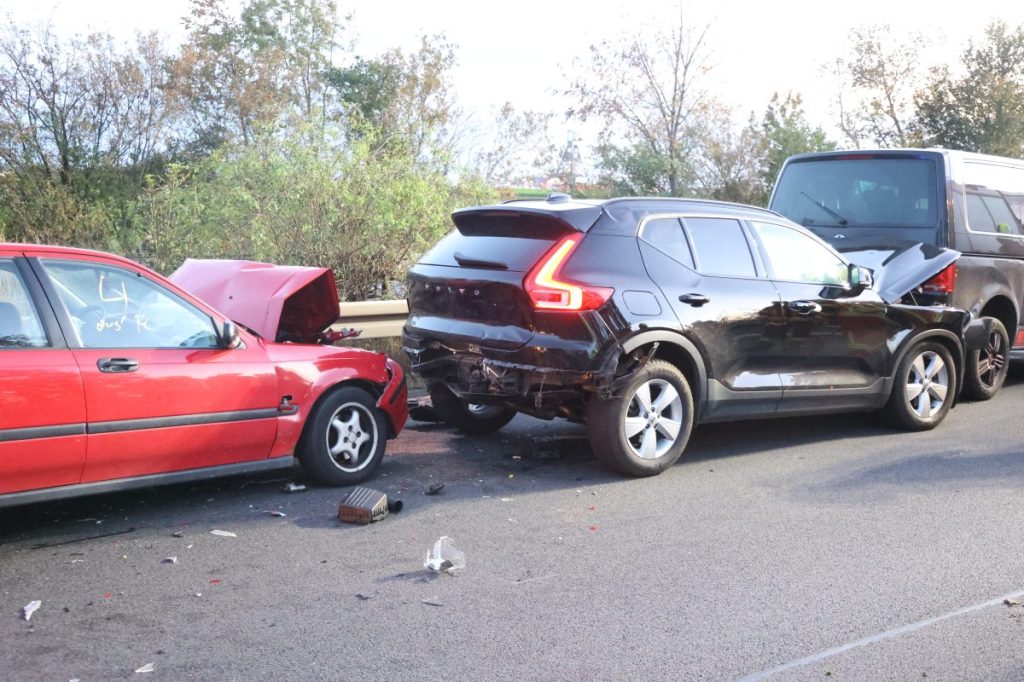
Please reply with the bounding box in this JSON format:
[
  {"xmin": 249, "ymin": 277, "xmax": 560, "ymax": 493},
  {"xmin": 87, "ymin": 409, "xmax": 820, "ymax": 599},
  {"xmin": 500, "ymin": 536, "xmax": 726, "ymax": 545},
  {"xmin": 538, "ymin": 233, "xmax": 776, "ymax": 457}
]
[{"xmin": 403, "ymin": 321, "xmax": 616, "ymax": 420}]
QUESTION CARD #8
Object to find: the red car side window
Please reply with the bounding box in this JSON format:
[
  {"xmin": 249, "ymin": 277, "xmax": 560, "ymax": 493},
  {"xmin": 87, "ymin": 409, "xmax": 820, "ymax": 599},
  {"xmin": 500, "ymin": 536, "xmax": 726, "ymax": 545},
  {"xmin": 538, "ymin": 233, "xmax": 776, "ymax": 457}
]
[
  {"xmin": 39, "ymin": 259, "xmax": 220, "ymax": 349},
  {"xmin": 0, "ymin": 260, "xmax": 49, "ymax": 349}
]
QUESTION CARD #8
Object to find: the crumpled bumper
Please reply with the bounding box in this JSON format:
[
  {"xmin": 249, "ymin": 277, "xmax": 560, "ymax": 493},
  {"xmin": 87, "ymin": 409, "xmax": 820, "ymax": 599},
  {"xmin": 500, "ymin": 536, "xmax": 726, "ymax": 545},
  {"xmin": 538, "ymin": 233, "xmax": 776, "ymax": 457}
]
[{"xmin": 377, "ymin": 359, "xmax": 409, "ymax": 438}]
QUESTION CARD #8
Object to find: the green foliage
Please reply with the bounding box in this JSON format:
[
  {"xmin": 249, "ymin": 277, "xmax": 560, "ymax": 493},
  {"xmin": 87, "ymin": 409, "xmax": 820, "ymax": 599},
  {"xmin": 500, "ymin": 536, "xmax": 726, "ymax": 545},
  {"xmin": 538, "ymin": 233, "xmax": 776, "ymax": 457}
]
[
  {"xmin": 914, "ymin": 21, "xmax": 1024, "ymax": 156},
  {"xmin": 758, "ymin": 93, "xmax": 836, "ymax": 197},
  {"xmin": 136, "ymin": 126, "xmax": 495, "ymax": 297}
]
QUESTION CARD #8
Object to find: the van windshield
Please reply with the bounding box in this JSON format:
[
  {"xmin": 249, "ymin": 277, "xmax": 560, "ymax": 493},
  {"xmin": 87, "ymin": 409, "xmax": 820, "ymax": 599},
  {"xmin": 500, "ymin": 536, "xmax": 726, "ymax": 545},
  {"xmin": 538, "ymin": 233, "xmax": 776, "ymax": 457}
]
[{"xmin": 771, "ymin": 157, "xmax": 939, "ymax": 229}]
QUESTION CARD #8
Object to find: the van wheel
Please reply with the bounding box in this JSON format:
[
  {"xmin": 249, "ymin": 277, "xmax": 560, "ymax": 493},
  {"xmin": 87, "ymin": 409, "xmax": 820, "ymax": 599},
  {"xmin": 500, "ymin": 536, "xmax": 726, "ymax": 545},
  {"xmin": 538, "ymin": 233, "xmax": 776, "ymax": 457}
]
[
  {"xmin": 588, "ymin": 359, "xmax": 694, "ymax": 477},
  {"xmin": 962, "ymin": 317, "xmax": 1008, "ymax": 401},
  {"xmin": 884, "ymin": 341, "xmax": 955, "ymax": 431},
  {"xmin": 429, "ymin": 384, "xmax": 516, "ymax": 435}
]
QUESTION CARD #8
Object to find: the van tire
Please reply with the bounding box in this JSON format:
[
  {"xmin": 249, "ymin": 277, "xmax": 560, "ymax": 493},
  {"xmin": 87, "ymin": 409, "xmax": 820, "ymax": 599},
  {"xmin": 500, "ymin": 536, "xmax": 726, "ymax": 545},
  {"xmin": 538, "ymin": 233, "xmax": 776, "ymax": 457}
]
[{"xmin": 962, "ymin": 317, "xmax": 1009, "ymax": 401}]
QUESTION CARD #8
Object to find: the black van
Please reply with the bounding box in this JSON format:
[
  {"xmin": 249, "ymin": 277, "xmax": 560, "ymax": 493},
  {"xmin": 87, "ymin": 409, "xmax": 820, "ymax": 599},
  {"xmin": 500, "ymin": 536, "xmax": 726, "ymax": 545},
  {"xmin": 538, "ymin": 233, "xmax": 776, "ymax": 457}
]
[{"xmin": 770, "ymin": 148, "xmax": 1024, "ymax": 400}]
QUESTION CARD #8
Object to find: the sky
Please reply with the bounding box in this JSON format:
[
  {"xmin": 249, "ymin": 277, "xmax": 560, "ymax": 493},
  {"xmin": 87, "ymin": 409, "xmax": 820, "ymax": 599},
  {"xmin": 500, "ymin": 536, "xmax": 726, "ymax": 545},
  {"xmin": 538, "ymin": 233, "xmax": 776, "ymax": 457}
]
[{"xmin": 4, "ymin": 0, "xmax": 1024, "ymax": 149}]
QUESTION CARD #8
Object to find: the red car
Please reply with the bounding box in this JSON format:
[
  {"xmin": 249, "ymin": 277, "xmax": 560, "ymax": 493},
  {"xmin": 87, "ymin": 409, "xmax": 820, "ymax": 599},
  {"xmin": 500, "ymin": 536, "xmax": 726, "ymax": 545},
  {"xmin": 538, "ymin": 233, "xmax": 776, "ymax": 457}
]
[{"xmin": 0, "ymin": 245, "xmax": 408, "ymax": 508}]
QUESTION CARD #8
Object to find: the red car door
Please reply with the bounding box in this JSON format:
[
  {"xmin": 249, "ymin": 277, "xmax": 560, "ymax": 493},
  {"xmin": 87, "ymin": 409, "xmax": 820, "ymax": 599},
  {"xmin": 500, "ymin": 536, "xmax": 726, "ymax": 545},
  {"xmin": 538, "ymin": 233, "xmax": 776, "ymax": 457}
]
[
  {"xmin": 29, "ymin": 254, "xmax": 281, "ymax": 482},
  {"xmin": 0, "ymin": 257, "xmax": 87, "ymax": 494}
]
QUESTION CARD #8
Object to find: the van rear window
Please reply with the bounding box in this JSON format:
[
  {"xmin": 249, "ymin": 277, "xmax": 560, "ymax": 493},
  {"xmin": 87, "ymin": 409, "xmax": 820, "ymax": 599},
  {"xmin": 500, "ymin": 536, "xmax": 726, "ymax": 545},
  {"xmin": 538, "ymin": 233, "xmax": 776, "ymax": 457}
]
[{"xmin": 771, "ymin": 158, "xmax": 939, "ymax": 228}]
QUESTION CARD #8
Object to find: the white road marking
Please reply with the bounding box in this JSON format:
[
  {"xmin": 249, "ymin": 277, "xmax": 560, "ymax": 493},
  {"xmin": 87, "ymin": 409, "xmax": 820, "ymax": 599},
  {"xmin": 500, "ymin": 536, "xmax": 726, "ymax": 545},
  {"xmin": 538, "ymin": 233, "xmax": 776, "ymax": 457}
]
[{"xmin": 740, "ymin": 589, "xmax": 1024, "ymax": 680}]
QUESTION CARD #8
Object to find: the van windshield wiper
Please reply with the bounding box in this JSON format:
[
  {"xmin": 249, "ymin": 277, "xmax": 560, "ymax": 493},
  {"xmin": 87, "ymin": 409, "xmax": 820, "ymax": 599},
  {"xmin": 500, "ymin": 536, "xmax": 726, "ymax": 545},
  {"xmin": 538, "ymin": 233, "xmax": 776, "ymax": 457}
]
[{"xmin": 800, "ymin": 191, "xmax": 848, "ymax": 226}]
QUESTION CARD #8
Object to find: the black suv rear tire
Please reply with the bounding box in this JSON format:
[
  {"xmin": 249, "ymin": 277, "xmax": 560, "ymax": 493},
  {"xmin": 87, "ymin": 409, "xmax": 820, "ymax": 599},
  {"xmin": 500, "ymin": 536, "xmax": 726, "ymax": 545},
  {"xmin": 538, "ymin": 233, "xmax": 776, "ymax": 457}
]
[
  {"xmin": 962, "ymin": 317, "xmax": 1009, "ymax": 401},
  {"xmin": 429, "ymin": 383, "xmax": 517, "ymax": 435},
  {"xmin": 588, "ymin": 359, "xmax": 694, "ymax": 477}
]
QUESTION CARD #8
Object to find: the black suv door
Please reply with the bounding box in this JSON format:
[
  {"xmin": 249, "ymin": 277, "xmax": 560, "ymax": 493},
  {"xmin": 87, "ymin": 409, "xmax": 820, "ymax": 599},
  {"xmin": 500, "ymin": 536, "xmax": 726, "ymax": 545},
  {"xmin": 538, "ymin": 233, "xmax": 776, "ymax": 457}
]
[
  {"xmin": 638, "ymin": 215, "xmax": 784, "ymax": 420},
  {"xmin": 747, "ymin": 219, "xmax": 894, "ymax": 413}
]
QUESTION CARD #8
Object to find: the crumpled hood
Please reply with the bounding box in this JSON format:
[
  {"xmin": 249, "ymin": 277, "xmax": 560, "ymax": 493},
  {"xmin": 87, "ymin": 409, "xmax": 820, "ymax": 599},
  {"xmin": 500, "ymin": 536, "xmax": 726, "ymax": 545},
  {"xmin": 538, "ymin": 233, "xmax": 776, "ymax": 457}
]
[
  {"xmin": 170, "ymin": 259, "xmax": 340, "ymax": 343},
  {"xmin": 837, "ymin": 242, "xmax": 960, "ymax": 304}
]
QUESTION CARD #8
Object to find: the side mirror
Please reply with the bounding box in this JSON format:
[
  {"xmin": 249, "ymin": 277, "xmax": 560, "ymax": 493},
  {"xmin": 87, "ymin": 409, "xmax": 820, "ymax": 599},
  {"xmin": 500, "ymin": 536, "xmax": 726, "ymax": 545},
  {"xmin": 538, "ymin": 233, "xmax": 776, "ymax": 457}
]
[
  {"xmin": 219, "ymin": 320, "xmax": 241, "ymax": 349},
  {"xmin": 848, "ymin": 264, "xmax": 873, "ymax": 291}
]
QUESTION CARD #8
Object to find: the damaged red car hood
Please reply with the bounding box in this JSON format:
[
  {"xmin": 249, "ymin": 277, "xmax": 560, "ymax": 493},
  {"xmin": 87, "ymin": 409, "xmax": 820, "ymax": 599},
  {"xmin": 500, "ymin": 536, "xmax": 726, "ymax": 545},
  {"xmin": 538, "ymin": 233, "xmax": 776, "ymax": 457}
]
[{"xmin": 170, "ymin": 259, "xmax": 339, "ymax": 343}]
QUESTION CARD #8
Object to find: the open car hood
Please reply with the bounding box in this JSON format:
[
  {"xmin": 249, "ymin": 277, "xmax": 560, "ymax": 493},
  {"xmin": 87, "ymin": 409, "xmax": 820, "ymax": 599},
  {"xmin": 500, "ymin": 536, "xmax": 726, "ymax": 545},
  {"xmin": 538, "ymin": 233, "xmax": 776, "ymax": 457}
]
[
  {"xmin": 838, "ymin": 242, "xmax": 960, "ymax": 304},
  {"xmin": 170, "ymin": 259, "xmax": 340, "ymax": 343}
]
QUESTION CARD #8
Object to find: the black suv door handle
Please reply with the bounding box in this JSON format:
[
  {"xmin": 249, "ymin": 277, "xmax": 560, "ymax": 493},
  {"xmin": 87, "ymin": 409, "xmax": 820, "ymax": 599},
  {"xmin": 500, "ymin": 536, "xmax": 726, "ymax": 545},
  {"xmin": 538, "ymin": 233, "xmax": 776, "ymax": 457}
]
[
  {"xmin": 679, "ymin": 293, "xmax": 710, "ymax": 307},
  {"xmin": 97, "ymin": 357, "xmax": 139, "ymax": 373},
  {"xmin": 787, "ymin": 300, "xmax": 822, "ymax": 315}
]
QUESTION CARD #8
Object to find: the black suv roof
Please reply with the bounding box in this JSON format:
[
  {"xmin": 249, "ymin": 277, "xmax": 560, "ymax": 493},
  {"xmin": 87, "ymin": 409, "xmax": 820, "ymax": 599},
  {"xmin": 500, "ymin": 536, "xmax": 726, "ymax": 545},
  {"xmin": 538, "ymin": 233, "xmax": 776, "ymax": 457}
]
[{"xmin": 453, "ymin": 196, "xmax": 784, "ymax": 234}]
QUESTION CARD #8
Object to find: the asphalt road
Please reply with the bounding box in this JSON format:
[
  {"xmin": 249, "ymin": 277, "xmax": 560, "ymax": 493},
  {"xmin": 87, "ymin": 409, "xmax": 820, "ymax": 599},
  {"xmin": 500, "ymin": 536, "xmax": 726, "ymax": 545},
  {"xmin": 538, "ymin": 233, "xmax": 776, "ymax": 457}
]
[{"xmin": 4, "ymin": 374, "xmax": 1024, "ymax": 681}]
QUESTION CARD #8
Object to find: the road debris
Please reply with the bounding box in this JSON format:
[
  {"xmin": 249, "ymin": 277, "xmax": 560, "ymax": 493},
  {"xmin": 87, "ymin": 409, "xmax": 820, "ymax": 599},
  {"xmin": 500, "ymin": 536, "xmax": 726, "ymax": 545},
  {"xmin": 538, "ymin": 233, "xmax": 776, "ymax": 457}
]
[
  {"xmin": 135, "ymin": 663, "xmax": 155, "ymax": 674},
  {"xmin": 425, "ymin": 483, "xmax": 445, "ymax": 496},
  {"xmin": 424, "ymin": 536, "xmax": 465, "ymax": 574},
  {"xmin": 338, "ymin": 487, "xmax": 402, "ymax": 524},
  {"xmin": 21, "ymin": 600, "xmax": 41, "ymax": 621},
  {"xmin": 210, "ymin": 530, "xmax": 237, "ymax": 538},
  {"xmin": 171, "ymin": 531, "xmax": 184, "ymax": 538},
  {"xmin": 262, "ymin": 510, "xmax": 287, "ymax": 517},
  {"xmin": 407, "ymin": 396, "xmax": 443, "ymax": 423},
  {"xmin": 1005, "ymin": 598, "xmax": 1020, "ymax": 607},
  {"xmin": 161, "ymin": 557, "xmax": 178, "ymax": 565},
  {"xmin": 356, "ymin": 593, "xmax": 377, "ymax": 601},
  {"xmin": 421, "ymin": 598, "xmax": 444, "ymax": 607},
  {"xmin": 283, "ymin": 482, "xmax": 307, "ymax": 493}
]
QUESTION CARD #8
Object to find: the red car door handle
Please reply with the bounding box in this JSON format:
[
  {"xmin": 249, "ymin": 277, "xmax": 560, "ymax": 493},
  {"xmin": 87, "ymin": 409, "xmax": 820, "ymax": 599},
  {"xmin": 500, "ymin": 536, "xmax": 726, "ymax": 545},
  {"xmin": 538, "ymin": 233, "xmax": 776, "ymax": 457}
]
[{"xmin": 97, "ymin": 357, "xmax": 140, "ymax": 373}]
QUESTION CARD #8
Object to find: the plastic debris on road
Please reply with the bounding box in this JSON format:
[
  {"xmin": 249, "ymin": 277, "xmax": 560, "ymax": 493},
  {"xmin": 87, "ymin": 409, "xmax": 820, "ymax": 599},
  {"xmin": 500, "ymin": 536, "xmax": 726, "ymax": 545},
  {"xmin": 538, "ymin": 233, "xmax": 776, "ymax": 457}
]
[
  {"xmin": 21, "ymin": 600, "xmax": 41, "ymax": 621},
  {"xmin": 161, "ymin": 557, "xmax": 178, "ymax": 565},
  {"xmin": 135, "ymin": 663, "xmax": 155, "ymax": 674},
  {"xmin": 338, "ymin": 487, "xmax": 402, "ymax": 524},
  {"xmin": 210, "ymin": 530, "xmax": 236, "ymax": 538},
  {"xmin": 424, "ymin": 536, "xmax": 465, "ymax": 574},
  {"xmin": 1005, "ymin": 598, "xmax": 1020, "ymax": 607},
  {"xmin": 422, "ymin": 597, "xmax": 444, "ymax": 607},
  {"xmin": 425, "ymin": 483, "xmax": 445, "ymax": 496},
  {"xmin": 356, "ymin": 593, "xmax": 377, "ymax": 600},
  {"xmin": 262, "ymin": 510, "xmax": 287, "ymax": 517},
  {"xmin": 283, "ymin": 482, "xmax": 306, "ymax": 493}
]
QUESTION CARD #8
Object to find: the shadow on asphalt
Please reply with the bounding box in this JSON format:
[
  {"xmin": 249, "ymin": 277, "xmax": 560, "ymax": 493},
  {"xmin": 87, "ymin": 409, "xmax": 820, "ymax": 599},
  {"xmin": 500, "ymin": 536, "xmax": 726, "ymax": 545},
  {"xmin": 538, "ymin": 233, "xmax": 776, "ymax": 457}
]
[{"xmin": 4, "ymin": 371, "xmax": 1020, "ymax": 546}]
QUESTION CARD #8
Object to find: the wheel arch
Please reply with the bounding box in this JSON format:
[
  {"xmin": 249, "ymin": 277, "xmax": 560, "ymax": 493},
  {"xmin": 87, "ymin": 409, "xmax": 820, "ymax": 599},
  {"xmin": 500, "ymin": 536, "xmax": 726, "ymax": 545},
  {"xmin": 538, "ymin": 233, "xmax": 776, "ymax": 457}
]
[
  {"xmin": 619, "ymin": 330, "xmax": 708, "ymax": 415},
  {"xmin": 298, "ymin": 379, "xmax": 388, "ymax": 449},
  {"xmin": 979, "ymin": 295, "xmax": 1017, "ymax": 343}
]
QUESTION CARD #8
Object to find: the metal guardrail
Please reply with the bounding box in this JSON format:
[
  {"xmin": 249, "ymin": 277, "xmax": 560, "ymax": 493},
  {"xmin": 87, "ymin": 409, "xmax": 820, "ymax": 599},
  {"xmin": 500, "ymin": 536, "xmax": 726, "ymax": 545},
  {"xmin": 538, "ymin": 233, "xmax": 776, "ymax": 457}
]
[{"xmin": 335, "ymin": 299, "xmax": 409, "ymax": 339}]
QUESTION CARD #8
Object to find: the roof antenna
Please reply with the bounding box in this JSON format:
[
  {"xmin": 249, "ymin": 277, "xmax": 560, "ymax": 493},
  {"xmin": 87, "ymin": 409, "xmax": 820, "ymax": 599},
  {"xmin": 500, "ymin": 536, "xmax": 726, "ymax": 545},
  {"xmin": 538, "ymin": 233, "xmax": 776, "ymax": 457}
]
[{"xmin": 547, "ymin": 192, "xmax": 571, "ymax": 203}]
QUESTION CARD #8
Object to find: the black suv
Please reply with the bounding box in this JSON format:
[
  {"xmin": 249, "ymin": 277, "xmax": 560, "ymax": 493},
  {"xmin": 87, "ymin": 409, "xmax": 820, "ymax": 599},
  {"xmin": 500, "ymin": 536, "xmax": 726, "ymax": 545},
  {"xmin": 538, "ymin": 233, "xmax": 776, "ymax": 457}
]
[{"xmin": 403, "ymin": 196, "xmax": 987, "ymax": 476}]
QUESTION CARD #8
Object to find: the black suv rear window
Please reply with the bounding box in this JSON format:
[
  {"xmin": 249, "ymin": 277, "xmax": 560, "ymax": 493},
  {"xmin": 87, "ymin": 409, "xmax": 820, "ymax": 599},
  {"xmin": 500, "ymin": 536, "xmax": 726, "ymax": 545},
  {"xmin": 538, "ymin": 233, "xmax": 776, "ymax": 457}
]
[{"xmin": 772, "ymin": 157, "xmax": 939, "ymax": 228}]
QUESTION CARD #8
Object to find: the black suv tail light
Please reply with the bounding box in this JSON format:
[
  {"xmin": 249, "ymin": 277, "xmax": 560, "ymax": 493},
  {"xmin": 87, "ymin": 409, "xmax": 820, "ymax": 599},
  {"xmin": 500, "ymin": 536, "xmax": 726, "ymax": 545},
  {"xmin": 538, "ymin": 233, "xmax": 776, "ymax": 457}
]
[{"xmin": 524, "ymin": 235, "xmax": 613, "ymax": 311}]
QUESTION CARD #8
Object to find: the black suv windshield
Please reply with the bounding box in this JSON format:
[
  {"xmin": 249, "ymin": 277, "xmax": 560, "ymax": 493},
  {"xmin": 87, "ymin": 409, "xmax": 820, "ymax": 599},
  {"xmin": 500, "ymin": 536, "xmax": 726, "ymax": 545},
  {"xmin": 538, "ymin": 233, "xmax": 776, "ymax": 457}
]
[{"xmin": 771, "ymin": 157, "xmax": 939, "ymax": 229}]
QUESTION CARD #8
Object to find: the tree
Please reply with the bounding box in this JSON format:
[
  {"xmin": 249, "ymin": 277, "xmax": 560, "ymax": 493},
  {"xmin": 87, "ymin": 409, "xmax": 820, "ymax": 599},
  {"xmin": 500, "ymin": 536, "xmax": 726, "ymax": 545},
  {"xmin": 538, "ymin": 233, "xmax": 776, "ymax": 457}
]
[
  {"xmin": 326, "ymin": 35, "xmax": 462, "ymax": 169},
  {"xmin": 564, "ymin": 13, "xmax": 712, "ymax": 196},
  {"xmin": 0, "ymin": 24, "xmax": 174, "ymax": 187},
  {"xmin": 758, "ymin": 93, "xmax": 835, "ymax": 196},
  {"xmin": 469, "ymin": 103, "xmax": 552, "ymax": 186},
  {"xmin": 831, "ymin": 25, "xmax": 929, "ymax": 147},
  {"xmin": 169, "ymin": 0, "xmax": 343, "ymax": 151},
  {"xmin": 914, "ymin": 21, "xmax": 1024, "ymax": 156}
]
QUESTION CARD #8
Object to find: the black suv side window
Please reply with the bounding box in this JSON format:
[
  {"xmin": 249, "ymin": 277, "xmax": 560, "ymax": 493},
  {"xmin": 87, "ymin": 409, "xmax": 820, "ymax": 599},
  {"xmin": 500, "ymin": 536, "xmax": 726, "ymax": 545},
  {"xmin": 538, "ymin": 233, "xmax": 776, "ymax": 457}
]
[
  {"xmin": 682, "ymin": 217, "xmax": 756, "ymax": 278},
  {"xmin": 640, "ymin": 217, "xmax": 694, "ymax": 268}
]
